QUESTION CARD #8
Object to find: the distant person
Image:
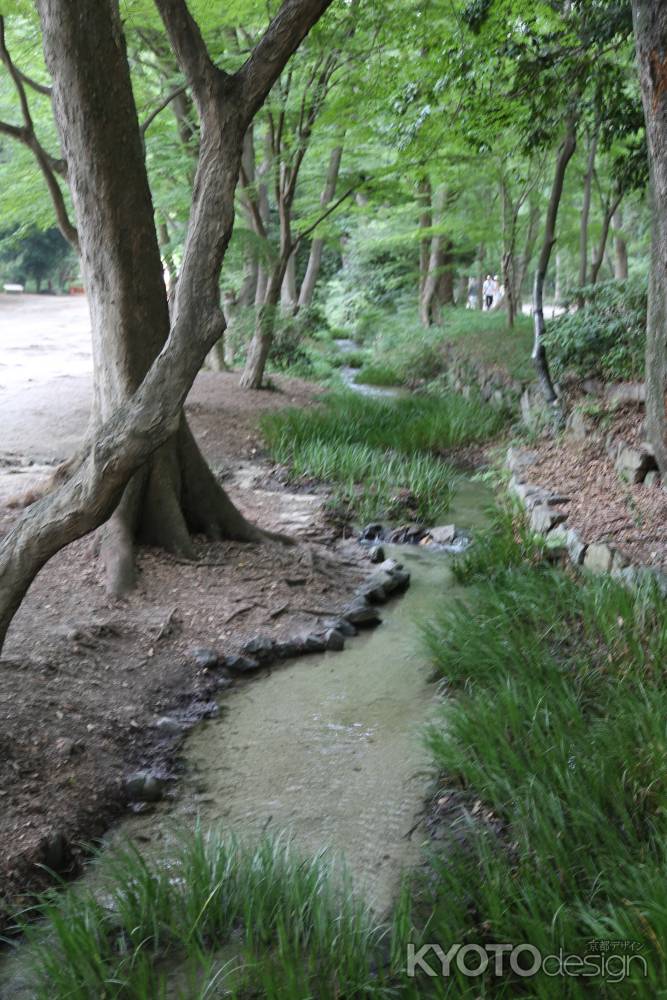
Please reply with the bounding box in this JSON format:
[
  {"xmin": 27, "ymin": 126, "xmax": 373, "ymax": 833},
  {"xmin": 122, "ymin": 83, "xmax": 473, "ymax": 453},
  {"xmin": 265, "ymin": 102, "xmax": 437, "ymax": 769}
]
[
  {"xmin": 483, "ymin": 274, "xmax": 494, "ymax": 310},
  {"xmin": 466, "ymin": 276, "xmax": 478, "ymax": 309},
  {"xmin": 493, "ymin": 275, "xmax": 503, "ymax": 307}
]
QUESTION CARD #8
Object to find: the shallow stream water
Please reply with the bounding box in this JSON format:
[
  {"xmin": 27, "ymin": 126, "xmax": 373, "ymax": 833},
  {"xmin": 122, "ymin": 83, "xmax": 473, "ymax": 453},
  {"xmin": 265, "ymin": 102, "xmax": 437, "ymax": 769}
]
[{"xmin": 0, "ymin": 478, "xmax": 492, "ymax": 997}]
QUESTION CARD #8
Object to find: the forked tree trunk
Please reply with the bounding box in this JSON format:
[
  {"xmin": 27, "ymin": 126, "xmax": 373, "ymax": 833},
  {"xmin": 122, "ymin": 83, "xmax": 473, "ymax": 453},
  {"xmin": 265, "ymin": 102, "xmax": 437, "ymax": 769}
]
[
  {"xmin": 633, "ymin": 0, "xmax": 667, "ymax": 475},
  {"xmin": 590, "ymin": 192, "xmax": 623, "ymax": 286},
  {"xmin": 532, "ymin": 117, "xmax": 577, "ymax": 405},
  {"xmin": 37, "ymin": 0, "xmax": 262, "ymax": 597},
  {"xmin": 0, "ymin": 0, "xmax": 332, "ymax": 652}
]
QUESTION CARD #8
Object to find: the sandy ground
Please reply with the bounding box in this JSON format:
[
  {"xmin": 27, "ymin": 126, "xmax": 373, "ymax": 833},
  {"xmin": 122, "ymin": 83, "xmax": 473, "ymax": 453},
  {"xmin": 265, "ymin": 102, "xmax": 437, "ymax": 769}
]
[{"xmin": 0, "ymin": 295, "xmax": 370, "ymax": 927}]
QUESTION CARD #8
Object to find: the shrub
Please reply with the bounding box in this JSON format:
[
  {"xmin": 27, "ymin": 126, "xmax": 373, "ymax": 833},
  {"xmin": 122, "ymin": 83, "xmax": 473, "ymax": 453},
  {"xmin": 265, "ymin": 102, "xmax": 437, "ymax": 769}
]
[{"xmin": 545, "ymin": 277, "xmax": 647, "ymax": 381}]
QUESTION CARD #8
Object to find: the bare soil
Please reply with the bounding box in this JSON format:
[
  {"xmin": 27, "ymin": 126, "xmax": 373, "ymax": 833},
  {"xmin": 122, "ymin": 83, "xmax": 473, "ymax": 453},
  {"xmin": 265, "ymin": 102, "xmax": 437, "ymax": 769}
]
[
  {"xmin": 527, "ymin": 404, "xmax": 667, "ymax": 570},
  {"xmin": 0, "ymin": 331, "xmax": 368, "ymax": 928}
]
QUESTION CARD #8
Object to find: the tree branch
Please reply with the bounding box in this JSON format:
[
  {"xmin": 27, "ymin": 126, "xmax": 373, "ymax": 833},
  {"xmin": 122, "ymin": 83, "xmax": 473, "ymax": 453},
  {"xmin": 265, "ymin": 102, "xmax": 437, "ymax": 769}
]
[
  {"xmin": 236, "ymin": 0, "xmax": 336, "ymax": 126},
  {"xmin": 293, "ymin": 184, "xmax": 355, "ymax": 248},
  {"xmin": 153, "ymin": 0, "xmax": 229, "ymax": 108},
  {"xmin": 140, "ymin": 81, "xmax": 189, "ymax": 135}
]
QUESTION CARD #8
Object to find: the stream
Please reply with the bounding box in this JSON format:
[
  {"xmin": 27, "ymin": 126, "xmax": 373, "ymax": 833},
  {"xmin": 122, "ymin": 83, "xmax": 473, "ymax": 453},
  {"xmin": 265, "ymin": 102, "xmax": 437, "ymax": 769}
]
[{"xmin": 0, "ymin": 396, "xmax": 492, "ymax": 996}]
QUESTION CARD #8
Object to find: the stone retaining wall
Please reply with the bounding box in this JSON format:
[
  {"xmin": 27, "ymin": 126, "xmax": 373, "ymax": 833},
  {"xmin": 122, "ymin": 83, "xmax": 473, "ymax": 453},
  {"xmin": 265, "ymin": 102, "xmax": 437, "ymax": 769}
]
[{"xmin": 506, "ymin": 445, "xmax": 667, "ymax": 592}]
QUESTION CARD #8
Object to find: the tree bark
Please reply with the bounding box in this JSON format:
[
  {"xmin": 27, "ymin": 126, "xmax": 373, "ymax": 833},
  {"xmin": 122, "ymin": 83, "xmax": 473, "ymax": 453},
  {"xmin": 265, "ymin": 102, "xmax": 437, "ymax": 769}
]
[
  {"xmin": 613, "ymin": 208, "xmax": 629, "ymax": 280},
  {"xmin": 532, "ymin": 117, "xmax": 577, "ymax": 404},
  {"xmin": 0, "ymin": 0, "xmax": 333, "ymax": 652},
  {"xmin": 417, "ymin": 175, "xmax": 432, "ymax": 299},
  {"xmin": 298, "ymin": 143, "xmax": 343, "ymax": 309},
  {"xmin": 577, "ymin": 126, "xmax": 598, "ymax": 303},
  {"xmin": 590, "ymin": 191, "xmax": 623, "ymax": 285},
  {"xmin": 420, "ymin": 186, "xmax": 446, "ymax": 326},
  {"xmin": 633, "ymin": 0, "xmax": 667, "ymax": 475}
]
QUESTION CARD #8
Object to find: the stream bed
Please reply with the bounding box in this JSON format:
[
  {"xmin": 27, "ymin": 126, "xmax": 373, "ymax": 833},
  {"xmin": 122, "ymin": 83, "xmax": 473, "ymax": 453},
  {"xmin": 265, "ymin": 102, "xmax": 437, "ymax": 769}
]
[{"xmin": 0, "ymin": 477, "xmax": 492, "ymax": 997}]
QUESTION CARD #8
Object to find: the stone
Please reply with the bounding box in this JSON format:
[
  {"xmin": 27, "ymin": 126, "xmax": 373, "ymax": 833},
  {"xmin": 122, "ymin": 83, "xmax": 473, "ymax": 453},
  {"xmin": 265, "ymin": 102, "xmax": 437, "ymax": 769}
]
[
  {"xmin": 240, "ymin": 635, "xmax": 275, "ymax": 662},
  {"xmin": 335, "ymin": 618, "xmax": 358, "ymax": 637},
  {"xmin": 191, "ymin": 647, "xmax": 219, "ymax": 670},
  {"xmin": 377, "ymin": 558, "xmax": 400, "ymax": 574},
  {"xmin": 125, "ymin": 771, "xmax": 165, "ymax": 803},
  {"xmin": 274, "ymin": 639, "xmax": 308, "ymax": 659},
  {"xmin": 223, "ymin": 654, "xmax": 261, "ymax": 674},
  {"xmin": 342, "ymin": 597, "xmax": 382, "ymax": 628},
  {"xmin": 155, "ymin": 716, "xmax": 185, "ymax": 736},
  {"xmin": 387, "ymin": 568, "xmax": 411, "ymax": 592},
  {"xmin": 388, "ymin": 523, "xmax": 425, "ymax": 544},
  {"xmin": 565, "ymin": 408, "xmax": 595, "ymax": 441},
  {"xmin": 583, "ymin": 542, "xmax": 614, "ymax": 575},
  {"xmin": 566, "ymin": 528, "xmax": 587, "ymax": 566},
  {"xmin": 358, "ymin": 578, "xmax": 388, "ymax": 604},
  {"xmin": 530, "ymin": 505, "xmax": 567, "ymax": 535},
  {"xmin": 428, "ymin": 524, "xmax": 457, "ymax": 545},
  {"xmin": 611, "ymin": 549, "xmax": 631, "ymax": 576},
  {"xmin": 644, "ymin": 470, "xmax": 661, "ymax": 487},
  {"xmin": 506, "ymin": 446, "xmax": 539, "ymax": 481},
  {"xmin": 359, "ymin": 523, "xmax": 385, "ymax": 542},
  {"xmin": 368, "ymin": 544, "xmax": 386, "ymax": 563},
  {"xmin": 304, "ymin": 634, "xmax": 327, "ymax": 653},
  {"xmin": 615, "ymin": 445, "xmax": 658, "ymax": 484},
  {"xmin": 325, "ymin": 629, "xmax": 345, "ymax": 652},
  {"xmin": 605, "ymin": 382, "xmax": 645, "ymax": 407}
]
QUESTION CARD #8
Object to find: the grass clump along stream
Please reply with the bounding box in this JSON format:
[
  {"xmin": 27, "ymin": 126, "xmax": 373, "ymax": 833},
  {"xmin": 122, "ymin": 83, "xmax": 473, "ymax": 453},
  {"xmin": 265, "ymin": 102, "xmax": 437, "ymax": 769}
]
[
  {"xmin": 16, "ymin": 830, "xmax": 389, "ymax": 999},
  {"xmin": 260, "ymin": 390, "xmax": 507, "ymax": 524},
  {"xmin": 414, "ymin": 509, "xmax": 667, "ymax": 996}
]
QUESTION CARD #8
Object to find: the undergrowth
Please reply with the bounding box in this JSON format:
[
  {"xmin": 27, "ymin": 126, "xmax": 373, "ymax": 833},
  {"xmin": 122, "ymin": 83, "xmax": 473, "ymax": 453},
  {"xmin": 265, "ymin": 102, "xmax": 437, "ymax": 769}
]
[
  {"xmin": 414, "ymin": 506, "xmax": 667, "ymax": 996},
  {"xmin": 260, "ymin": 391, "xmax": 507, "ymax": 523}
]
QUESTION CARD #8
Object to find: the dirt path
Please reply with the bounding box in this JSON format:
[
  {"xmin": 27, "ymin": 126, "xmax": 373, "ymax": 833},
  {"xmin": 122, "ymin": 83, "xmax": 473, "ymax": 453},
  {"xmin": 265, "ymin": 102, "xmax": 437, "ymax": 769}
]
[{"xmin": 0, "ymin": 296, "xmax": 369, "ymax": 929}]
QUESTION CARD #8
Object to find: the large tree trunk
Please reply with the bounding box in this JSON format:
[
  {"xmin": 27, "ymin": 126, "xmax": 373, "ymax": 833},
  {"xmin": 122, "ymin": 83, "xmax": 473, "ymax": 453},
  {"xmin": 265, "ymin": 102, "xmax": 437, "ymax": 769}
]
[
  {"xmin": 298, "ymin": 144, "xmax": 343, "ymax": 309},
  {"xmin": 613, "ymin": 208, "xmax": 629, "ymax": 280},
  {"xmin": 532, "ymin": 117, "xmax": 577, "ymax": 405},
  {"xmin": 0, "ymin": 0, "xmax": 332, "ymax": 652},
  {"xmin": 38, "ymin": 0, "xmax": 261, "ymax": 598},
  {"xmin": 633, "ymin": 0, "xmax": 667, "ymax": 475}
]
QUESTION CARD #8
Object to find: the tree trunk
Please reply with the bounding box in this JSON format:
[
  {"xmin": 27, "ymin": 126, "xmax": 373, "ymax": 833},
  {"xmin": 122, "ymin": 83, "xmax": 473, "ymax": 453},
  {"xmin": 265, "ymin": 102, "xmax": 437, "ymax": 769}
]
[
  {"xmin": 240, "ymin": 257, "xmax": 288, "ymax": 388},
  {"xmin": 501, "ymin": 178, "xmax": 517, "ymax": 328},
  {"xmin": 38, "ymin": 0, "xmax": 263, "ymax": 598},
  {"xmin": 590, "ymin": 193, "xmax": 622, "ymax": 285},
  {"xmin": 577, "ymin": 127, "xmax": 598, "ymax": 303},
  {"xmin": 613, "ymin": 208, "xmax": 629, "ymax": 280},
  {"xmin": 0, "ymin": 0, "xmax": 333, "ymax": 652},
  {"xmin": 532, "ymin": 117, "xmax": 577, "ymax": 405},
  {"xmin": 417, "ymin": 176, "xmax": 432, "ymax": 298},
  {"xmin": 298, "ymin": 144, "xmax": 343, "ymax": 309},
  {"xmin": 633, "ymin": 0, "xmax": 667, "ymax": 475},
  {"xmin": 420, "ymin": 186, "xmax": 446, "ymax": 326},
  {"xmin": 281, "ymin": 250, "xmax": 298, "ymax": 312}
]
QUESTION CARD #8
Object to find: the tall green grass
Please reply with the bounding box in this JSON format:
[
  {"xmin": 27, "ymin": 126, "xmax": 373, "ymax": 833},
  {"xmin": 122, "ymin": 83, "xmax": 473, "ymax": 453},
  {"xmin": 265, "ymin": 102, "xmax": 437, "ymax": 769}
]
[
  {"xmin": 15, "ymin": 829, "xmax": 389, "ymax": 1000},
  {"xmin": 415, "ymin": 512, "xmax": 667, "ymax": 996},
  {"xmin": 260, "ymin": 391, "xmax": 507, "ymax": 523}
]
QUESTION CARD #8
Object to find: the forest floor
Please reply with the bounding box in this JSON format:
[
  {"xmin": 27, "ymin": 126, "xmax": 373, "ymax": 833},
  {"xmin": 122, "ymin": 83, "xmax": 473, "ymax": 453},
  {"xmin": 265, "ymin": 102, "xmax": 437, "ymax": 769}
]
[{"xmin": 0, "ymin": 296, "xmax": 371, "ymax": 929}]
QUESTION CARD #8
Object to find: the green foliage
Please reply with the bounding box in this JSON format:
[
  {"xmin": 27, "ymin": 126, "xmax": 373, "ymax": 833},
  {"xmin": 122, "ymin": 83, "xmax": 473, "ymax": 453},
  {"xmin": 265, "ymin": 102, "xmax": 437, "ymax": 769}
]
[
  {"xmin": 20, "ymin": 829, "xmax": 385, "ymax": 1000},
  {"xmin": 545, "ymin": 277, "xmax": 647, "ymax": 380},
  {"xmin": 416, "ymin": 512, "xmax": 667, "ymax": 996},
  {"xmin": 260, "ymin": 390, "xmax": 507, "ymax": 523},
  {"xmin": 354, "ymin": 362, "xmax": 405, "ymax": 387}
]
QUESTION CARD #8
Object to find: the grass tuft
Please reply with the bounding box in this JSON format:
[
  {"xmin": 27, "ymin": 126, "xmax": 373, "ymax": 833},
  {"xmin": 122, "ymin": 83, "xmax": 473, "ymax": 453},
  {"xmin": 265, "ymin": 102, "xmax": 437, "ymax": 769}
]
[{"xmin": 260, "ymin": 390, "xmax": 507, "ymax": 523}]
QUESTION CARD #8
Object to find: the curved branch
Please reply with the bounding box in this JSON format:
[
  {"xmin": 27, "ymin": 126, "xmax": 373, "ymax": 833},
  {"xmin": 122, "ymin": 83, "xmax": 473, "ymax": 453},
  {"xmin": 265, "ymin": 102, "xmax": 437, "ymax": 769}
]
[
  {"xmin": 236, "ymin": 0, "xmax": 336, "ymax": 126},
  {"xmin": 140, "ymin": 81, "xmax": 189, "ymax": 135}
]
